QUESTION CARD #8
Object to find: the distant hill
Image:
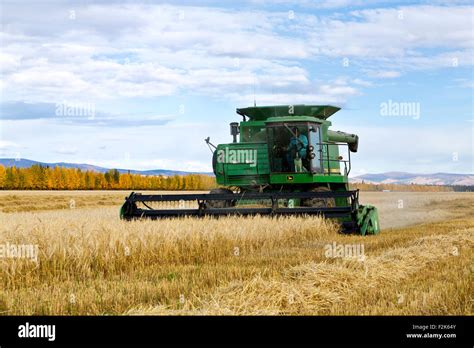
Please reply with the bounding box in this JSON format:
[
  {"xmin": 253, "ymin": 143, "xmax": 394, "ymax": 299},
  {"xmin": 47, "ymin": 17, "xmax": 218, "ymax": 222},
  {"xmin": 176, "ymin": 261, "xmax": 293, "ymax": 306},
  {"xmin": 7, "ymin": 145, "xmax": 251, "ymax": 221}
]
[
  {"xmin": 352, "ymin": 171, "xmax": 474, "ymax": 186},
  {"xmin": 0, "ymin": 158, "xmax": 213, "ymax": 176}
]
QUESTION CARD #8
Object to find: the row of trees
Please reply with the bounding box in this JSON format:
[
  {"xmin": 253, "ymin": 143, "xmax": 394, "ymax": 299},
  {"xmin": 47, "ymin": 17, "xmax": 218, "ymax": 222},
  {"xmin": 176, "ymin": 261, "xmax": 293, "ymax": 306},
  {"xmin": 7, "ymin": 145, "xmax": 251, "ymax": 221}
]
[
  {"xmin": 0, "ymin": 165, "xmax": 217, "ymax": 190},
  {"xmin": 0, "ymin": 165, "xmax": 458, "ymax": 192}
]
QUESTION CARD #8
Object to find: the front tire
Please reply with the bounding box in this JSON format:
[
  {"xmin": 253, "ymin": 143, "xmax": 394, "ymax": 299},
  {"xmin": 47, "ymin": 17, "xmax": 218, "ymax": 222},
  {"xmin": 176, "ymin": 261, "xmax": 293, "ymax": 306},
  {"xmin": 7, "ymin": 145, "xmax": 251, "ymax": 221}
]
[
  {"xmin": 302, "ymin": 186, "xmax": 336, "ymax": 208},
  {"xmin": 205, "ymin": 188, "xmax": 235, "ymax": 208}
]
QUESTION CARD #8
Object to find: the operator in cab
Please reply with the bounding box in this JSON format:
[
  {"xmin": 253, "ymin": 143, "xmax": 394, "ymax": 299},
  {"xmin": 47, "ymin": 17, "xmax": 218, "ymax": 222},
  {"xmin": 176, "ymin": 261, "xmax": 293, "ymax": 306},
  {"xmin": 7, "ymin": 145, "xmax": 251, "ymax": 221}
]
[{"xmin": 286, "ymin": 126, "xmax": 308, "ymax": 172}]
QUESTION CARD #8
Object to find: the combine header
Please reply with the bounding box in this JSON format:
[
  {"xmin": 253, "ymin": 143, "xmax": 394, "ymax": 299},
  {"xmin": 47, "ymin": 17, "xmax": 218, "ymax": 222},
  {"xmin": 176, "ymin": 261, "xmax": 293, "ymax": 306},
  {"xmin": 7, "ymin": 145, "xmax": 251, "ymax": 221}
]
[{"xmin": 121, "ymin": 105, "xmax": 380, "ymax": 235}]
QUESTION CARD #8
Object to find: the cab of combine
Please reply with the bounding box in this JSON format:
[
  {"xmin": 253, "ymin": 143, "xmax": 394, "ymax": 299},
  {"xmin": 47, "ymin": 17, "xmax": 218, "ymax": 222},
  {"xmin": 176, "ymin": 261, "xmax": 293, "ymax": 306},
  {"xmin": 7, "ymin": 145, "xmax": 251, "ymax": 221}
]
[{"xmin": 210, "ymin": 105, "xmax": 359, "ymax": 191}]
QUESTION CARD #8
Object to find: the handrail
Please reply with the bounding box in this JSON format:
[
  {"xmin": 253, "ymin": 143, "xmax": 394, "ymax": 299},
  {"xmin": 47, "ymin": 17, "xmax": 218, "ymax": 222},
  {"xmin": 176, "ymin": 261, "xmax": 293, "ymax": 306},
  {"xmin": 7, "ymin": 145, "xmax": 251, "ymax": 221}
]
[{"xmin": 317, "ymin": 142, "xmax": 351, "ymax": 176}]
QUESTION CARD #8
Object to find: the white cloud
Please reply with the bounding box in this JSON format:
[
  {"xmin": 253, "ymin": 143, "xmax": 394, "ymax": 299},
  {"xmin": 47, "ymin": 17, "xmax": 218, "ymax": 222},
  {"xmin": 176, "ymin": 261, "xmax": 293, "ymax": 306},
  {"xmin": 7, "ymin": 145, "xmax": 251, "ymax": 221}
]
[
  {"xmin": 352, "ymin": 78, "xmax": 373, "ymax": 87},
  {"xmin": 0, "ymin": 118, "xmax": 225, "ymax": 171},
  {"xmin": 312, "ymin": 6, "xmax": 473, "ymax": 56},
  {"xmin": 454, "ymin": 78, "xmax": 474, "ymax": 89},
  {"xmin": 2, "ymin": 3, "xmax": 472, "ymax": 104},
  {"xmin": 0, "ymin": 140, "xmax": 20, "ymax": 149},
  {"xmin": 55, "ymin": 146, "xmax": 78, "ymax": 155},
  {"xmin": 369, "ymin": 71, "xmax": 402, "ymax": 78},
  {"xmin": 228, "ymin": 77, "xmax": 360, "ymax": 105},
  {"xmin": 0, "ymin": 3, "xmax": 317, "ymax": 103},
  {"xmin": 347, "ymin": 125, "xmax": 473, "ymax": 174}
]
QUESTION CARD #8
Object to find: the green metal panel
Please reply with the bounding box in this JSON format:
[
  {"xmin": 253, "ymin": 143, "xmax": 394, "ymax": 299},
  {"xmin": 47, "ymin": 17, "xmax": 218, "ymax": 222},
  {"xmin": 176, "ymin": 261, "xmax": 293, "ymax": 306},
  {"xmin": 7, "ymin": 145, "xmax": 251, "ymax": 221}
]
[
  {"xmin": 328, "ymin": 130, "xmax": 359, "ymax": 152},
  {"xmin": 237, "ymin": 105, "xmax": 340, "ymax": 121},
  {"xmin": 356, "ymin": 205, "xmax": 381, "ymax": 235},
  {"xmin": 215, "ymin": 142, "xmax": 270, "ymax": 186},
  {"xmin": 265, "ymin": 116, "xmax": 329, "ymax": 124},
  {"xmin": 322, "ymin": 141, "xmax": 343, "ymax": 174},
  {"xmin": 328, "ymin": 130, "xmax": 357, "ymax": 144},
  {"xmin": 269, "ymin": 173, "xmax": 348, "ymax": 185}
]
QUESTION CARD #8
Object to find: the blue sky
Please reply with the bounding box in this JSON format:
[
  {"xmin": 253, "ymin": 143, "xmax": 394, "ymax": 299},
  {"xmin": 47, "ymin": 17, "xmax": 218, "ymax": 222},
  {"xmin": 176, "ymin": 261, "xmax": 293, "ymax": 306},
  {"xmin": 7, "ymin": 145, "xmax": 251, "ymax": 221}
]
[{"xmin": 0, "ymin": 0, "xmax": 472, "ymax": 175}]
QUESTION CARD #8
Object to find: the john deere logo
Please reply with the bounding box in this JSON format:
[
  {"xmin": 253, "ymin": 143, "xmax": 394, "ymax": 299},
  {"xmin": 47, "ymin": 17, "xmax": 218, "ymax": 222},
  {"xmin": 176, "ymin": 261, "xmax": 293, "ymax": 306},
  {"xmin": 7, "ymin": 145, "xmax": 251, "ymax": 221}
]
[{"xmin": 287, "ymin": 176, "xmax": 294, "ymax": 181}]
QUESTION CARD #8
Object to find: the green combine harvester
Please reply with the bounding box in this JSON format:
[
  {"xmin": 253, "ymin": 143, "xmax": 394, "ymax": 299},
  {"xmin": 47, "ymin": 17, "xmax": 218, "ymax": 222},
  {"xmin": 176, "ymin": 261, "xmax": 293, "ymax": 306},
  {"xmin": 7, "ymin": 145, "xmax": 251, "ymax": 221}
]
[{"xmin": 121, "ymin": 105, "xmax": 380, "ymax": 235}]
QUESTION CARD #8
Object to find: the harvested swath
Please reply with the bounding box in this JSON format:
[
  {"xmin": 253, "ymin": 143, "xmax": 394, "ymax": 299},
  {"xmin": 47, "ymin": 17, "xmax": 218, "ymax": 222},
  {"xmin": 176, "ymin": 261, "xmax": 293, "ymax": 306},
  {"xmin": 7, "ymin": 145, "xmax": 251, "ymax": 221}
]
[{"xmin": 131, "ymin": 229, "xmax": 473, "ymax": 315}]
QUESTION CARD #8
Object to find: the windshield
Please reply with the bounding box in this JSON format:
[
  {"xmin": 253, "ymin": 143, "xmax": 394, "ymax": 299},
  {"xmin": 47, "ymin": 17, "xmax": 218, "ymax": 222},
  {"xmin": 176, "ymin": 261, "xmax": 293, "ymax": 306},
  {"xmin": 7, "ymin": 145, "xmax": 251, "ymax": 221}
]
[
  {"xmin": 240, "ymin": 126, "xmax": 266, "ymax": 142},
  {"xmin": 267, "ymin": 124, "xmax": 310, "ymax": 173}
]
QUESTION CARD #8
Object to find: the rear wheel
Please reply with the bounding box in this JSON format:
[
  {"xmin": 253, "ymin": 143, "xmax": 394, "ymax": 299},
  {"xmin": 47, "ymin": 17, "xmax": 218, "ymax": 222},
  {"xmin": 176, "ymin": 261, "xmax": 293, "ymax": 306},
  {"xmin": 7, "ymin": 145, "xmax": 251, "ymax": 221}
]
[
  {"xmin": 205, "ymin": 188, "xmax": 235, "ymax": 208},
  {"xmin": 302, "ymin": 186, "xmax": 336, "ymax": 208}
]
